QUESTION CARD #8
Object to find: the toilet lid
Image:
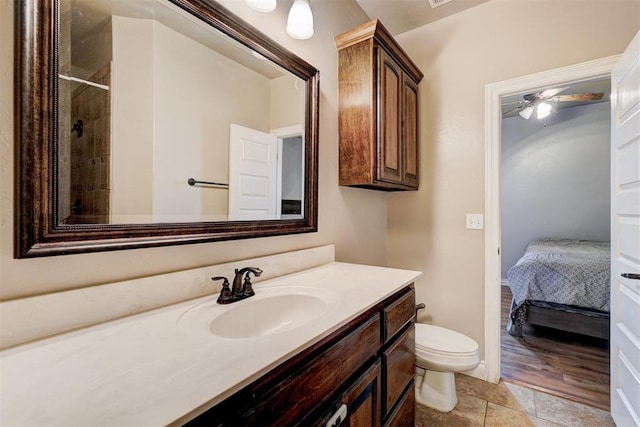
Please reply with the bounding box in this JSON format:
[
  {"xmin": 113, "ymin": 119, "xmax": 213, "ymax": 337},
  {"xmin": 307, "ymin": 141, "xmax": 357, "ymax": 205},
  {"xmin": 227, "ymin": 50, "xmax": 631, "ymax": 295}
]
[{"xmin": 415, "ymin": 323, "xmax": 479, "ymax": 354}]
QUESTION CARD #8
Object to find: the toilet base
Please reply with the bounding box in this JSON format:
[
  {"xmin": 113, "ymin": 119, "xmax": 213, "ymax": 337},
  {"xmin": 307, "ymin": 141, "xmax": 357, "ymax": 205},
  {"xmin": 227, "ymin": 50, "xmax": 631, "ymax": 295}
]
[{"xmin": 415, "ymin": 367, "xmax": 457, "ymax": 412}]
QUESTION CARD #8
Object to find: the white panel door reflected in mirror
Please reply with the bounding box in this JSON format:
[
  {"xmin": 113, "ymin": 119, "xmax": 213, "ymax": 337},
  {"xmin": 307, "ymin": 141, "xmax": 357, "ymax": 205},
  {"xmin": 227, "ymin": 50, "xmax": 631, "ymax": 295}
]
[
  {"xmin": 228, "ymin": 124, "xmax": 304, "ymax": 221},
  {"xmin": 228, "ymin": 124, "xmax": 278, "ymax": 221}
]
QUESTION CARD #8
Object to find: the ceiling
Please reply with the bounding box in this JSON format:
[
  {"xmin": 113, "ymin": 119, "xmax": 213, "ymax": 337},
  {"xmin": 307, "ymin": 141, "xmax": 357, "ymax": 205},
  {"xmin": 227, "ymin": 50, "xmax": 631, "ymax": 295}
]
[
  {"xmin": 354, "ymin": 0, "xmax": 490, "ymax": 35},
  {"xmin": 66, "ymin": 0, "xmax": 284, "ymax": 79},
  {"xmin": 501, "ymin": 78, "xmax": 611, "ymax": 119},
  {"xmin": 350, "ymin": 0, "xmax": 612, "ymax": 120}
]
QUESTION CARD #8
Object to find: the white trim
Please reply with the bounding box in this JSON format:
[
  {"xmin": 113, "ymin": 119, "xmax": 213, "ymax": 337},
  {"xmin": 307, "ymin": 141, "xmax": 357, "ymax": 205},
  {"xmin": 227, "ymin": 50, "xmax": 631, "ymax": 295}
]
[
  {"xmin": 270, "ymin": 125, "xmax": 305, "ymax": 219},
  {"xmin": 58, "ymin": 74, "xmax": 110, "ymax": 91},
  {"xmin": 483, "ymin": 55, "xmax": 620, "ymax": 384},
  {"xmin": 270, "ymin": 125, "xmax": 304, "ymax": 138},
  {"xmin": 276, "ymin": 140, "xmax": 283, "ymax": 219}
]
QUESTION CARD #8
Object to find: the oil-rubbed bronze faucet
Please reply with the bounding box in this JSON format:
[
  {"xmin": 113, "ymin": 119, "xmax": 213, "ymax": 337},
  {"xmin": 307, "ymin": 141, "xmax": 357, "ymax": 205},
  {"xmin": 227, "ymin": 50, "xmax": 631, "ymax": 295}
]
[
  {"xmin": 232, "ymin": 267, "xmax": 263, "ymax": 297},
  {"xmin": 213, "ymin": 267, "xmax": 263, "ymax": 304}
]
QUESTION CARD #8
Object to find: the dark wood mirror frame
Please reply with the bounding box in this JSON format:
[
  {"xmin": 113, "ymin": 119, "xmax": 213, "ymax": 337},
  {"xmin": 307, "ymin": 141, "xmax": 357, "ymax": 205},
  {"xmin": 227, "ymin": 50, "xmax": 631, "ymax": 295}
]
[{"xmin": 15, "ymin": 0, "xmax": 319, "ymax": 258}]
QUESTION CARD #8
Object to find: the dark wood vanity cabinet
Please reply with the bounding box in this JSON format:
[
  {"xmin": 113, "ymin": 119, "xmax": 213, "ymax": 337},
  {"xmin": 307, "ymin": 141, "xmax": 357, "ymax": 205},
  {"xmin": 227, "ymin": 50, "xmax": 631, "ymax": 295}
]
[
  {"xmin": 335, "ymin": 20, "xmax": 423, "ymax": 191},
  {"xmin": 185, "ymin": 286, "xmax": 415, "ymax": 426}
]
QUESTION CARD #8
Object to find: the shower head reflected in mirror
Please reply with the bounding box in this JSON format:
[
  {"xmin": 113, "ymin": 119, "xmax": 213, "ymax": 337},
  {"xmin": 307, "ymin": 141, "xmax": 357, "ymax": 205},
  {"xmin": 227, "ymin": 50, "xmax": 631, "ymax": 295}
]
[{"xmin": 71, "ymin": 119, "xmax": 83, "ymax": 138}]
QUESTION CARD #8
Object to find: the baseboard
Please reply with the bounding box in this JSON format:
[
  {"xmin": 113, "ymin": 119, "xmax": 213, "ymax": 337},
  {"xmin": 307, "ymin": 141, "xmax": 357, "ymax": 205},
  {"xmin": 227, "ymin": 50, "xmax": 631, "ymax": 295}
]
[
  {"xmin": 501, "ymin": 280, "xmax": 509, "ymax": 288},
  {"xmin": 462, "ymin": 360, "xmax": 489, "ymax": 382}
]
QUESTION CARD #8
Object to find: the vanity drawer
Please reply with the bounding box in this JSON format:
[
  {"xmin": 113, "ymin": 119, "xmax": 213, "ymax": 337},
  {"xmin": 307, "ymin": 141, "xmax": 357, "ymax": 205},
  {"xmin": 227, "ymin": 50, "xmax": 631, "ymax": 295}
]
[
  {"xmin": 246, "ymin": 313, "xmax": 381, "ymax": 425},
  {"xmin": 383, "ymin": 287, "xmax": 415, "ymax": 342},
  {"xmin": 383, "ymin": 379, "xmax": 415, "ymax": 427},
  {"xmin": 382, "ymin": 324, "xmax": 415, "ymax": 417}
]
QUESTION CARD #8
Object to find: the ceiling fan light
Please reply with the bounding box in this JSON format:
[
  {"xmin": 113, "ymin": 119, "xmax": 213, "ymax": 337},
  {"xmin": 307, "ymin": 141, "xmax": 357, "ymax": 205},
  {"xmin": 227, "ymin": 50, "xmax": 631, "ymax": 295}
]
[
  {"xmin": 287, "ymin": 0, "xmax": 314, "ymax": 39},
  {"xmin": 245, "ymin": 0, "xmax": 276, "ymax": 12},
  {"xmin": 537, "ymin": 102, "xmax": 552, "ymax": 119},
  {"xmin": 519, "ymin": 106, "xmax": 534, "ymax": 119}
]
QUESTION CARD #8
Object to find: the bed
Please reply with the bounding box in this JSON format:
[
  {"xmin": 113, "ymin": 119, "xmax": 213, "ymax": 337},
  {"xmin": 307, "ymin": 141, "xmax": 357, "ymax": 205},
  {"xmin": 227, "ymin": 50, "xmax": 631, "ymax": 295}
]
[{"xmin": 506, "ymin": 239, "xmax": 611, "ymax": 340}]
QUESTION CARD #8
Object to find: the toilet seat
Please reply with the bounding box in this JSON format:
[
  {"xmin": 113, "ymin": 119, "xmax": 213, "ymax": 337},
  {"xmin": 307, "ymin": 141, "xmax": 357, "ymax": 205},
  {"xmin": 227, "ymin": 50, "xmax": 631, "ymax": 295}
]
[{"xmin": 414, "ymin": 324, "xmax": 480, "ymax": 372}]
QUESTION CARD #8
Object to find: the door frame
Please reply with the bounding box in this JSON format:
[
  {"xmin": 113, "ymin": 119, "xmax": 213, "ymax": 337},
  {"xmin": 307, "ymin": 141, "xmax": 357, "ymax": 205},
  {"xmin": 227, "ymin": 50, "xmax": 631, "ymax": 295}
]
[
  {"xmin": 483, "ymin": 55, "xmax": 620, "ymax": 383},
  {"xmin": 271, "ymin": 125, "xmax": 305, "ymax": 219}
]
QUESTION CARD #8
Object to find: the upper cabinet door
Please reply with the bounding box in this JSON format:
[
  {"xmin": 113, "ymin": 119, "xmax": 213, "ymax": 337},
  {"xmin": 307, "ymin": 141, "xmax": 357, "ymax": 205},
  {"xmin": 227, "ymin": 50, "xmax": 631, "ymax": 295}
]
[
  {"xmin": 378, "ymin": 48, "xmax": 403, "ymax": 185},
  {"xmin": 402, "ymin": 77, "xmax": 419, "ymax": 188}
]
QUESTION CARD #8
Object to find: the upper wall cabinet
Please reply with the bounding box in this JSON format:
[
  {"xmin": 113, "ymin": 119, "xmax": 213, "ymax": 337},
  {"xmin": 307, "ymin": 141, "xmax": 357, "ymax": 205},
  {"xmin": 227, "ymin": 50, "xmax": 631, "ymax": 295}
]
[{"xmin": 335, "ymin": 20, "xmax": 423, "ymax": 191}]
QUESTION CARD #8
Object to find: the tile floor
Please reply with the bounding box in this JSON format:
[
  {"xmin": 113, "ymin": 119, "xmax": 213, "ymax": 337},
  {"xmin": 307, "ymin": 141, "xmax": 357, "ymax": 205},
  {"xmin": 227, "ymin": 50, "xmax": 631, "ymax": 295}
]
[{"xmin": 415, "ymin": 374, "xmax": 615, "ymax": 426}]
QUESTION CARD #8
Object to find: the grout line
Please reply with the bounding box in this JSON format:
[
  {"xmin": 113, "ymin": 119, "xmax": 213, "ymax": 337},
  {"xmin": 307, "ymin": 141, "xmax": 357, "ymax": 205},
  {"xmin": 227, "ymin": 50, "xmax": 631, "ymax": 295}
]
[{"xmin": 482, "ymin": 400, "xmax": 488, "ymax": 426}]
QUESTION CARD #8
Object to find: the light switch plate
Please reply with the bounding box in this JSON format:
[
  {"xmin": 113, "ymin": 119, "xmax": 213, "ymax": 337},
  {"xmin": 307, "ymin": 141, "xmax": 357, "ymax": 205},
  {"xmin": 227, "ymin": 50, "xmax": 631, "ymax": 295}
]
[{"xmin": 466, "ymin": 214, "xmax": 484, "ymax": 230}]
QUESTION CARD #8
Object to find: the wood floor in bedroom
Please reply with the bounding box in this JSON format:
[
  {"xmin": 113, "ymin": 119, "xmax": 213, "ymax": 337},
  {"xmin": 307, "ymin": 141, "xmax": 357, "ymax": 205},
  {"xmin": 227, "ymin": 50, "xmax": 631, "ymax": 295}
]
[{"xmin": 500, "ymin": 286, "xmax": 610, "ymax": 410}]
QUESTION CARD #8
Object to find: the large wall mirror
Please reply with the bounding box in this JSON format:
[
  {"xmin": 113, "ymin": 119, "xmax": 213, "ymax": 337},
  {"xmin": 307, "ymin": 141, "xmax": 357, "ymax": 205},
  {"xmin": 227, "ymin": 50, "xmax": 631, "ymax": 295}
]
[{"xmin": 16, "ymin": 0, "xmax": 319, "ymax": 258}]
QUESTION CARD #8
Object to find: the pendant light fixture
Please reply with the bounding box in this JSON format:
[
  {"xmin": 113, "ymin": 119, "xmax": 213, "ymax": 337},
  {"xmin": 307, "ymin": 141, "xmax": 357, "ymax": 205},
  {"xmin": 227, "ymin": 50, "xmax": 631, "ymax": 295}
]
[
  {"xmin": 245, "ymin": 0, "xmax": 277, "ymax": 13},
  {"xmin": 287, "ymin": 0, "xmax": 314, "ymax": 39}
]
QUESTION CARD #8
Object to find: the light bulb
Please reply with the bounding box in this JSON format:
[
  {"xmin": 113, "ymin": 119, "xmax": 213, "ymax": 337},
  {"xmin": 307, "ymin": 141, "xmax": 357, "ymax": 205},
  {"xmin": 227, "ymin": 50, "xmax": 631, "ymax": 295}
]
[
  {"xmin": 537, "ymin": 102, "xmax": 552, "ymax": 119},
  {"xmin": 245, "ymin": 0, "xmax": 276, "ymax": 12},
  {"xmin": 287, "ymin": 0, "xmax": 314, "ymax": 40}
]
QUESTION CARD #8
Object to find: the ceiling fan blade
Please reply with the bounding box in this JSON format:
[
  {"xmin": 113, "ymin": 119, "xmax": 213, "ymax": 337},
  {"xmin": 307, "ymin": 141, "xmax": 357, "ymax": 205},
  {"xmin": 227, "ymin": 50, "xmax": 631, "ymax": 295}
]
[
  {"xmin": 502, "ymin": 99, "xmax": 529, "ymax": 106},
  {"xmin": 537, "ymin": 86, "xmax": 569, "ymax": 99},
  {"xmin": 502, "ymin": 104, "xmax": 527, "ymax": 116},
  {"xmin": 549, "ymin": 92, "xmax": 605, "ymax": 102}
]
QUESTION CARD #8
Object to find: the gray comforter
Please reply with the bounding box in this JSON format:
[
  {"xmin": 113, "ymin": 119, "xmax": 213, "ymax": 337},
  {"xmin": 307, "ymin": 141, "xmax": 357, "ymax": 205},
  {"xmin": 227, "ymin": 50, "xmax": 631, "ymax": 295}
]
[{"xmin": 507, "ymin": 239, "xmax": 611, "ymax": 312}]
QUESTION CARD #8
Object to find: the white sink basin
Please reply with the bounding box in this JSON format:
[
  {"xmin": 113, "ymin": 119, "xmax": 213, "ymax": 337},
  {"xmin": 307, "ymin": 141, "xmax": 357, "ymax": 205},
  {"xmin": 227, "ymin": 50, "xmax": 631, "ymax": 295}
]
[{"xmin": 178, "ymin": 285, "xmax": 340, "ymax": 339}]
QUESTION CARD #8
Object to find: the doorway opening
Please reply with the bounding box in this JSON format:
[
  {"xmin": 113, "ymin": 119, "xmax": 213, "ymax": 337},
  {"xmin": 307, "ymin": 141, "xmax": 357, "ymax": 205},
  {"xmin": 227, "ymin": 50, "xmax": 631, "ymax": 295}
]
[
  {"xmin": 272, "ymin": 125, "xmax": 305, "ymax": 220},
  {"xmin": 483, "ymin": 56, "xmax": 620, "ymax": 409}
]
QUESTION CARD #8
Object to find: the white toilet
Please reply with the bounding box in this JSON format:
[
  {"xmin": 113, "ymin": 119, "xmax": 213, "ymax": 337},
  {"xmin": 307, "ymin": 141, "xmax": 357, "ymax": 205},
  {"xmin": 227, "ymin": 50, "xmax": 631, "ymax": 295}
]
[{"xmin": 414, "ymin": 323, "xmax": 481, "ymax": 412}]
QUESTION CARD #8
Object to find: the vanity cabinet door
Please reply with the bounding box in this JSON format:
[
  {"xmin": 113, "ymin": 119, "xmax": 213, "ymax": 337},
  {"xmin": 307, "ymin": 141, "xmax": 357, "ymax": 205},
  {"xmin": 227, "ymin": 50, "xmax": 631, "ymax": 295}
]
[
  {"xmin": 345, "ymin": 362, "xmax": 382, "ymax": 427},
  {"xmin": 319, "ymin": 361, "xmax": 382, "ymax": 427}
]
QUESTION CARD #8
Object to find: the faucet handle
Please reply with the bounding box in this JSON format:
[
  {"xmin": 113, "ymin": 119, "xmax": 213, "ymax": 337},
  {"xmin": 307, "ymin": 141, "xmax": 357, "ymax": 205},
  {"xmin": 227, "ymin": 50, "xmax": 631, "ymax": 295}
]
[
  {"xmin": 242, "ymin": 273, "xmax": 256, "ymax": 297},
  {"xmin": 212, "ymin": 276, "xmax": 233, "ymax": 304}
]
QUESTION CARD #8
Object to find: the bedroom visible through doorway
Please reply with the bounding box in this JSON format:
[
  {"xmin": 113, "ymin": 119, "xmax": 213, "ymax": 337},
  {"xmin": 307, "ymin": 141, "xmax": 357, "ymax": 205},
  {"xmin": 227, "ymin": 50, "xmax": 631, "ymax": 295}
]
[
  {"xmin": 498, "ymin": 77, "xmax": 611, "ymax": 409},
  {"xmin": 485, "ymin": 57, "xmax": 617, "ymax": 407}
]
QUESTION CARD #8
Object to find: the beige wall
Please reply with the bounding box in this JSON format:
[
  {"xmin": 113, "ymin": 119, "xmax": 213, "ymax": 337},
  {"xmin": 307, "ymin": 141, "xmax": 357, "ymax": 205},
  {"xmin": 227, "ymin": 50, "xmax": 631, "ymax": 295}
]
[
  {"xmin": 151, "ymin": 19, "xmax": 271, "ymax": 221},
  {"xmin": 111, "ymin": 16, "xmax": 155, "ymax": 222},
  {"xmin": 70, "ymin": 16, "xmax": 112, "ymax": 81},
  {"xmin": 270, "ymin": 73, "xmax": 305, "ymax": 130},
  {"xmin": 388, "ymin": 0, "xmax": 640, "ymax": 359},
  {"xmin": 0, "ymin": 1, "xmax": 384, "ymax": 301}
]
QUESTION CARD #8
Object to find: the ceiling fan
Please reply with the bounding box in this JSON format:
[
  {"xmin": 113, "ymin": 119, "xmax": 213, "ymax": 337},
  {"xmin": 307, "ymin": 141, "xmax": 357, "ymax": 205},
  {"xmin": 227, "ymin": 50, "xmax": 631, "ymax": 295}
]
[{"xmin": 503, "ymin": 87, "xmax": 604, "ymax": 120}]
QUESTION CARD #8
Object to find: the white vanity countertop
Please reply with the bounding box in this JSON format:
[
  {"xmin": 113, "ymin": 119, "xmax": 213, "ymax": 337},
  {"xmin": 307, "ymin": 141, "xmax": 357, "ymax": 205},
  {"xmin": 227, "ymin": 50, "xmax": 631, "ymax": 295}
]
[{"xmin": 0, "ymin": 262, "xmax": 421, "ymax": 426}]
